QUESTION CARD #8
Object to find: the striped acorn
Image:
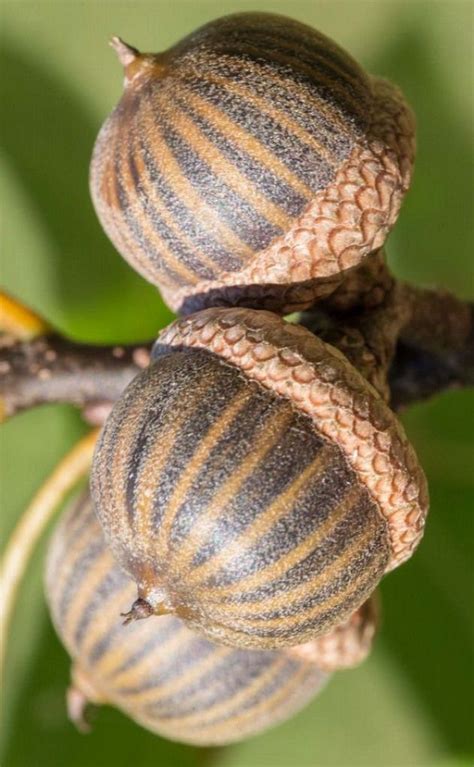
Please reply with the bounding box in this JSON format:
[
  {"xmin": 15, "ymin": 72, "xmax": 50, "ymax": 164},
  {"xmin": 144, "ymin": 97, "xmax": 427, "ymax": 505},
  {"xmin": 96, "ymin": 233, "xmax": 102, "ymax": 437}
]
[
  {"xmin": 45, "ymin": 491, "xmax": 377, "ymax": 745},
  {"xmin": 90, "ymin": 12, "xmax": 415, "ymax": 315},
  {"xmin": 91, "ymin": 307, "xmax": 428, "ymax": 650}
]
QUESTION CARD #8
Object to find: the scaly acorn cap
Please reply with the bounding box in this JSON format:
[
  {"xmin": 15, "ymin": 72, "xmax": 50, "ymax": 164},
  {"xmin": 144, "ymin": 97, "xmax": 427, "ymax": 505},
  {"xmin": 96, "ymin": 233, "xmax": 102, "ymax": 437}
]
[
  {"xmin": 91, "ymin": 308, "xmax": 428, "ymax": 650},
  {"xmin": 90, "ymin": 12, "xmax": 415, "ymax": 314}
]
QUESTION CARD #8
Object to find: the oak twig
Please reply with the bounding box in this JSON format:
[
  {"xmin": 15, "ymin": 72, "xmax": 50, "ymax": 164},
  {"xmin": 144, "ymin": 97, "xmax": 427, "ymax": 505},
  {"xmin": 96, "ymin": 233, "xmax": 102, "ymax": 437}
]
[
  {"xmin": 389, "ymin": 303, "xmax": 474, "ymax": 409},
  {"xmin": 301, "ymin": 282, "xmax": 473, "ymax": 409},
  {"xmin": 0, "ymin": 333, "xmax": 151, "ymax": 422}
]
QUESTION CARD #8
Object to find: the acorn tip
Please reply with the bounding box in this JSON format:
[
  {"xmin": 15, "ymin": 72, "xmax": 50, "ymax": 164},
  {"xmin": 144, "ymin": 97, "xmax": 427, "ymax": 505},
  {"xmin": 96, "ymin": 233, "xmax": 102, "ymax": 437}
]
[
  {"xmin": 109, "ymin": 36, "xmax": 140, "ymax": 68},
  {"xmin": 66, "ymin": 685, "xmax": 92, "ymax": 734},
  {"xmin": 121, "ymin": 597, "xmax": 154, "ymax": 625}
]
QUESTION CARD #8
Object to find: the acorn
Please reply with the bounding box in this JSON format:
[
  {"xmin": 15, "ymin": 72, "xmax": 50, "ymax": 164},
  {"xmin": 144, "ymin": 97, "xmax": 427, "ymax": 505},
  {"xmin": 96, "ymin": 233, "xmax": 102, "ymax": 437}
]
[
  {"xmin": 45, "ymin": 491, "xmax": 377, "ymax": 745},
  {"xmin": 90, "ymin": 12, "xmax": 415, "ymax": 314},
  {"xmin": 91, "ymin": 307, "xmax": 428, "ymax": 650}
]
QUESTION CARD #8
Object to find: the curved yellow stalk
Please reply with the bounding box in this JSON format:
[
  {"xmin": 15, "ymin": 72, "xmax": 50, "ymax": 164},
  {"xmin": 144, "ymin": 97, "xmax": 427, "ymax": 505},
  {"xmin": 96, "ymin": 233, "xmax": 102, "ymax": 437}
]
[
  {"xmin": 0, "ymin": 429, "xmax": 99, "ymax": 676},
  {"xmin": 0, "ymin": 290, "xmax": 51, "ymax": 340}
]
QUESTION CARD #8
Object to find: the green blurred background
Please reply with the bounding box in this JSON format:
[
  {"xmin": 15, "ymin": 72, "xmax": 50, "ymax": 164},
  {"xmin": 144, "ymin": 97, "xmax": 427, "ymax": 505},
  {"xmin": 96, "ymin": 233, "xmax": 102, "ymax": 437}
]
[{"xmin": 1, "ymin": 1, "xmax": 473, "ymax": 765}]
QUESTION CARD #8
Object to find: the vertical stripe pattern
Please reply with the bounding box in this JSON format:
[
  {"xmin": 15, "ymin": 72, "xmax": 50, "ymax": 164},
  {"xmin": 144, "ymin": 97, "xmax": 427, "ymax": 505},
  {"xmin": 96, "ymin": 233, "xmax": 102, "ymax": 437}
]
[
  {"xmin": 90, "ymin": 12, "xmax": 372, "ymax": 297},
  {"xmin": 45, "ymin": 493, "xmax": 329, "ymax": 746},
  {"xmin": 91, "ymin": 345, "xmax": 390, "ymax": 649}
]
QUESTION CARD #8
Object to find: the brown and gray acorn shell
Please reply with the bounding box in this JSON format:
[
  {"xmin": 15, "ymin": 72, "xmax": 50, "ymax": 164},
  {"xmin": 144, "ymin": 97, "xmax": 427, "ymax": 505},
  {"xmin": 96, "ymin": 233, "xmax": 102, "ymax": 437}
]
[
  {"xmin": 90, "ymin": 12, "xmax": 415, "ymax": 313},
  {"xmin": 92, "ymin": 345, "xmax": 387, "ymax": 647},
  {"xmin": 91, "ymin": 309, "xmax": 427, "ymax": 649},
  {"xmin": 45, "ymin": 493, "xmax": 329, "ymax": 746}
]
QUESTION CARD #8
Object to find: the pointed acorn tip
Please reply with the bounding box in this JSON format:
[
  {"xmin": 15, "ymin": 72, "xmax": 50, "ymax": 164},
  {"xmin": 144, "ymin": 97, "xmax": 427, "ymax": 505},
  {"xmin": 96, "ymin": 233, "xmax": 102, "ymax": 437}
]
[
  {"xmin": 109, "ymin": 36, "xmax": 140, "ymax": 68},
  {"xmin": 66, "ymin": 685, "xmax": 92, "ymax": 734},
  {"xmin": 121, "ymin": 597, "xmax": 154, "ymax": 625}
]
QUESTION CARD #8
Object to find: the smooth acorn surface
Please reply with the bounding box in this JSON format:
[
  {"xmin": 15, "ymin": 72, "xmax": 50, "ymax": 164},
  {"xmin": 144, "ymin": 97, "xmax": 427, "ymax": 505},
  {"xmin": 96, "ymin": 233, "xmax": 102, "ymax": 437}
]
[
  {"xmin": 90, "ymin": 12, "xmax": 415, "ymax": 314},
  {"xmin": 45, "ymin": 492, "xmax": 334, "ymax": 745},
  {"xmin": 91, "ymin": 307, "xmax": 428, "ymax": 650}
]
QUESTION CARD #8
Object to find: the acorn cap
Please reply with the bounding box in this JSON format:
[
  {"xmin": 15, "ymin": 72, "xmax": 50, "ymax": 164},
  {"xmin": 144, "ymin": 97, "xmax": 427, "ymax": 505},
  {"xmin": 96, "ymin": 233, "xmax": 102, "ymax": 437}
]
[
  {"xmin": 288, "ymin": 592, "xmax": 380, "ymax": 671},
  {"xmin": 154, "ymin": 307, "xmax": 428, "ymax": 569},
  {"xmin": 90, "ymin": 12, "xmax": 415, "ymax": 314},
  {"xmin": 163, "ymin": 74, "xmax": 415, "ymax": 315}
]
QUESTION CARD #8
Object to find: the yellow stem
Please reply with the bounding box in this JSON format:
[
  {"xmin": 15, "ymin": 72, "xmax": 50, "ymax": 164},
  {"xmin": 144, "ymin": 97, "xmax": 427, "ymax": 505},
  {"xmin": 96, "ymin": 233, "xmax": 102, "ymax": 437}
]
[
  {"xmin": 0, "ymin": 290, "xmax": 51, "ymax": 340},
  {"xmin": 0, "ymin": 429, "xmax": 99, "ymax": 676}
]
